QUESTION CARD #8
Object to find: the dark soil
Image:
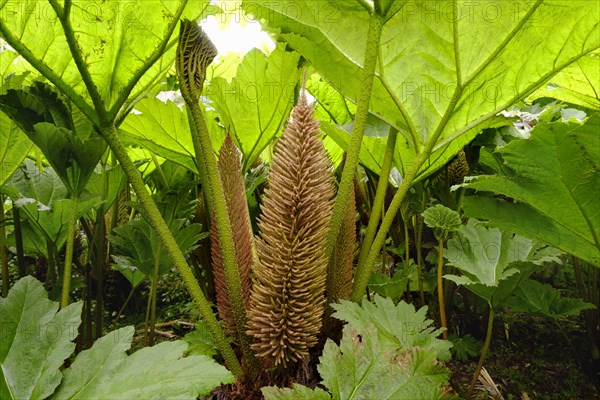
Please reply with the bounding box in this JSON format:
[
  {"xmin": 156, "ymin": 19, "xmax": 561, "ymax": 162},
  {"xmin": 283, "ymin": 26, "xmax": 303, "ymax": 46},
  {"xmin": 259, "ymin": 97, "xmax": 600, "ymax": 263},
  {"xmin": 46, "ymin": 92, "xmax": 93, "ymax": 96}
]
[{"xmin": 449, "ymin": 311, "xmax": 599, "ymax": 399}]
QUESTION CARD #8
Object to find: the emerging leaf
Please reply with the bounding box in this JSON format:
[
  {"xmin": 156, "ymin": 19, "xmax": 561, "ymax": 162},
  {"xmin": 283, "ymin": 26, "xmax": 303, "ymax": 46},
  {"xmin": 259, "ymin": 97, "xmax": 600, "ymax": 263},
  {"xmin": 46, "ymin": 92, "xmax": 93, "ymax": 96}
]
[
  {"xmin": 177, "ymin": 20, "xmax": 217, "ymax": 98},
  {"xmin": 422, "ymin": 204, "xmax": 462, "ymax": 242},
  {"xmin": 247, "ymin": 90, "xmax": 335, "ymax": 366},
  {"xmin": 211, "ymin": 133, "xmax": 253, "ymax": 337}
]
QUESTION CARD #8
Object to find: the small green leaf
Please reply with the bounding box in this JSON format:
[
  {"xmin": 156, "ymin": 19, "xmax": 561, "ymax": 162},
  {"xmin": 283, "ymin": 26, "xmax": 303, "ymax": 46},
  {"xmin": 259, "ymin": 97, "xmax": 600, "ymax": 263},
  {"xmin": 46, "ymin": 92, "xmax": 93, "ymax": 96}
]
[
  {"xmin": 444, "ymin": 220, "xmax": 539, "ymax": 307},
  {"xmin": 422, "ymin": 204, "xmax": 461, "ymax": 242},
  {"xmin": 449, "ymin": 334, "xmax": 481, "ymax": 362},
  {"xmin": 110, "ymin": 218, "xmax": 204, "ymax": 281},
  {"xmin": 183, "ymin": 321, "xmax": 218, "ymax": 358},
  {"xmin": 367, "ymin": 265, "xmax": 415, "ymax": 302}
]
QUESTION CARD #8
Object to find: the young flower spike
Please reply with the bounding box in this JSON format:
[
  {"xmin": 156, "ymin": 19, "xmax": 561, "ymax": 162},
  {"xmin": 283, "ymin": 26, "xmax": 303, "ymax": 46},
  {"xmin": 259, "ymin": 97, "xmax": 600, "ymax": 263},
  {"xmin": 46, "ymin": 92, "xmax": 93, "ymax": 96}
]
[{"xmin": 247, "ymin": 80, "xmax": 335, "ymax": 366}]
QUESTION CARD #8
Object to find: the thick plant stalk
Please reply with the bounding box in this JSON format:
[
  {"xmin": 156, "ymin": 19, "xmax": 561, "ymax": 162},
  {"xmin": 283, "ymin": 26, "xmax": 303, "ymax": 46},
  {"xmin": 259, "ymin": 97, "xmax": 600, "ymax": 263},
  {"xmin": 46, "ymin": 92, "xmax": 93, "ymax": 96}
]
[
  {"xmin": 60, "ymin": 195, "xmax": 79, "ymax": 308},
  {"xmin": 147, "ymin": 244, "xmax": 162, "ymax": 346},
  {"xmin": 355, "ymin": 128, "xmax": 397, "ymax": 285},
  {"xmin": 211, "ymin": 134, "xmax": 254, "ymax": 337},
  {"xmin": 467, "ymin": 307, "xmax": 495, "ymax": 399},
  {"xmin": 436, "ymin": 240, "xmax": 448, "ymax": 340},
  {"xmin": 248, "ymin": 89, "xmax": 335, "ymax": 366},
  {"xmin": 352, "ymin": 1, "xmax": 471, "ymax": 302},
  {"xmin": 99, "ymin": 125, "xmax": 243, "ymax": 378},
  {"xmin": 176, "ymin": 20, "xmax": 258, "ymax": 376},
  {"xmin": 327, "ymin": 187, "xmax": 356, "ymax": 306},
  {"xmin": 351, "ymin": 86, "xmax": 465, "ymax": 301},
  {"xmin": 413, "ymin": 212, "xmax": 426, "ymax": 306},
  {"xmin": 324, "ymin": 12, "xmax": 383, "ymax": 269},
  {"xmin": 0, "ymin": 197, "xmax": 7, "ymax": 297}
]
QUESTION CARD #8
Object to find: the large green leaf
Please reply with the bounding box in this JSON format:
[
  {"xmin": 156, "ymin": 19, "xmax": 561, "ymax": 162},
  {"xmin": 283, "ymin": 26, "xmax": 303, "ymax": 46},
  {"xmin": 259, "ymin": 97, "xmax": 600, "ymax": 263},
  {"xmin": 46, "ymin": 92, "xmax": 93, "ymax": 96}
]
[
  {"xmin": 324, "ymin": 297, "xmax": 451, "ymax": 400},
  {"xmin": 1, "ymin": 276, "xmax": 232, "ymax": 400},
  {"xmin": 0, "ymin": 111, "xmax": 32, "ymax": 187},
  {"xmin": 0, "ymin": 276, "xmax": 82, "ymax": 400},
  {"xmin": 246, "ymin": 0, "xmax": 600, "ymax": 178},
  {"xmin": 505, "ymin": 279, "xmax": 596, "ymax": 319},
  {"xmin": 119, "ymin": 97, "xmax": 227, "ymax": 173},
  {"xmin": 461, "ymin": 114, "xmax": 600, "ymax": 266},
  {"xmin": 528, "ymin": 53, "xmax": 600, "ymax": 110},
  {"xmin": 208, "ymin": 43, "xmax": 301, "ymax": 170},
  {"xmin": 52, "ymin": 326, "xmax": 233, "ymax": 399},
  {"xmin": 0, "ymin": 82, "xmax": 106, "ymax": 194},
  {"xmin": 120, "ymin": 98, "xmax": 197, "ymax": 172},
  {"xmin": 332, "ymin": 296, "xmax": 452, "ymax": 362},
  {"xmin": 0, "ymin": 1, "xmax": 213, "ymax": 111},
  {"xmin": 444, "ymin": 219, "xmax": 539, "ymax": 307},
  {"xmin": 263, "ymin": 296, "xmax": 452, "ymax": 400}
]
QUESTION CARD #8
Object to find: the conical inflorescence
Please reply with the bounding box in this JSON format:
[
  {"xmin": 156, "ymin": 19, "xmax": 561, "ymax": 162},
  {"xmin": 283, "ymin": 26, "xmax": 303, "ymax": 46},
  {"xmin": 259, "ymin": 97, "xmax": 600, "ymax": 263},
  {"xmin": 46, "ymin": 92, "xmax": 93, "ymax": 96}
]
[
  {"xmin": 211, "ymin": 134, "xmax": 254, "ymax": 338},
  {"xmin": 247, "ymin": 90, "xmax": 335, "ymax": 366}
]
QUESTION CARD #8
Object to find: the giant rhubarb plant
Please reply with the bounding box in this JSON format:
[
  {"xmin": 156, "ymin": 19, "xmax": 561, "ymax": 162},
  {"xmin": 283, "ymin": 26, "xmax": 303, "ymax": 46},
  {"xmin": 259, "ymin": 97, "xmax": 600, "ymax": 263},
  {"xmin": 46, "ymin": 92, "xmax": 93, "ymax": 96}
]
[{"xmin": 248, "ymin": 85, "xmax": 336, "ymax": 366}]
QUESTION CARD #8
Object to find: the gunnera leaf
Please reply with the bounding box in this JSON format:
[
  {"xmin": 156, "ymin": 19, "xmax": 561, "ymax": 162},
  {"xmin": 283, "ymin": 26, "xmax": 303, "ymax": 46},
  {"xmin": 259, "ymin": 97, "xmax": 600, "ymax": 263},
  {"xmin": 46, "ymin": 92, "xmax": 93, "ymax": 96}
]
[
  {"xmin": 211, "ymin": 133, "xmax": 253, "ymax": 337},
  {"xmin": 0, "ymin": 276, "xmax": 81, "ymax": 400},
  {"xmin": 52, "ymin": 326, "xmax": 233, "ymax": 399},
  {"xmin": 247, "ymin": 89, "xmax": 336, "ymax": 366}
]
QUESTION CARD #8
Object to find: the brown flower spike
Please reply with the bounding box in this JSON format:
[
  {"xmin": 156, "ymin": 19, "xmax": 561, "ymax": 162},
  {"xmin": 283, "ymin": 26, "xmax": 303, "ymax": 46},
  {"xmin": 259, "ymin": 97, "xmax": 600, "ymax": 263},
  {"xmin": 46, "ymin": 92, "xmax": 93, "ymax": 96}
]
[
  {"xmin": 247, "ymin": 87, "xmax": 335, "ymax": 366},
  {"xmin": 211, "ymin": 133, "xmax": 254, "ymax": 338}
]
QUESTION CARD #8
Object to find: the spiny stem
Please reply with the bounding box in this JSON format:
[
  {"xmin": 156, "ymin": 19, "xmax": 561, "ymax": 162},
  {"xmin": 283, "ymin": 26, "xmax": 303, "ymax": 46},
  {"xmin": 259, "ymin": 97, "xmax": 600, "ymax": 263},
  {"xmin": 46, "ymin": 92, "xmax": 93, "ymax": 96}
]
[
  {"xmin": 0, "ymin": 196, "xmax": 8, "ymax": 297},
  {"xmin": 355, "ymin": 128, "xmax": 397, "ymax": 281},
  {"xmin": 99, "ymin": 124, "xmax": 243, "ymax": 377},
  {"xmin": 437, "ymin": 240, "xmax": 448, "ymax": 340},
  {"xmin": 176, "ymin": 20, "xmax": 258, "ymax": 378},
  {"xmin": 352, "ymin": 88, "xmax": 465, "ymax": 302},
  {"xmin": 467, "ymin": 306, "xmax": 495, "ymax": 399},
  {"xmin": 60, "ymin": 195, "xmax": 79, "ymax": 308},
  {"xmin": 326, "ymin": 10, "xmax": 383, "ymax": 295}
]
